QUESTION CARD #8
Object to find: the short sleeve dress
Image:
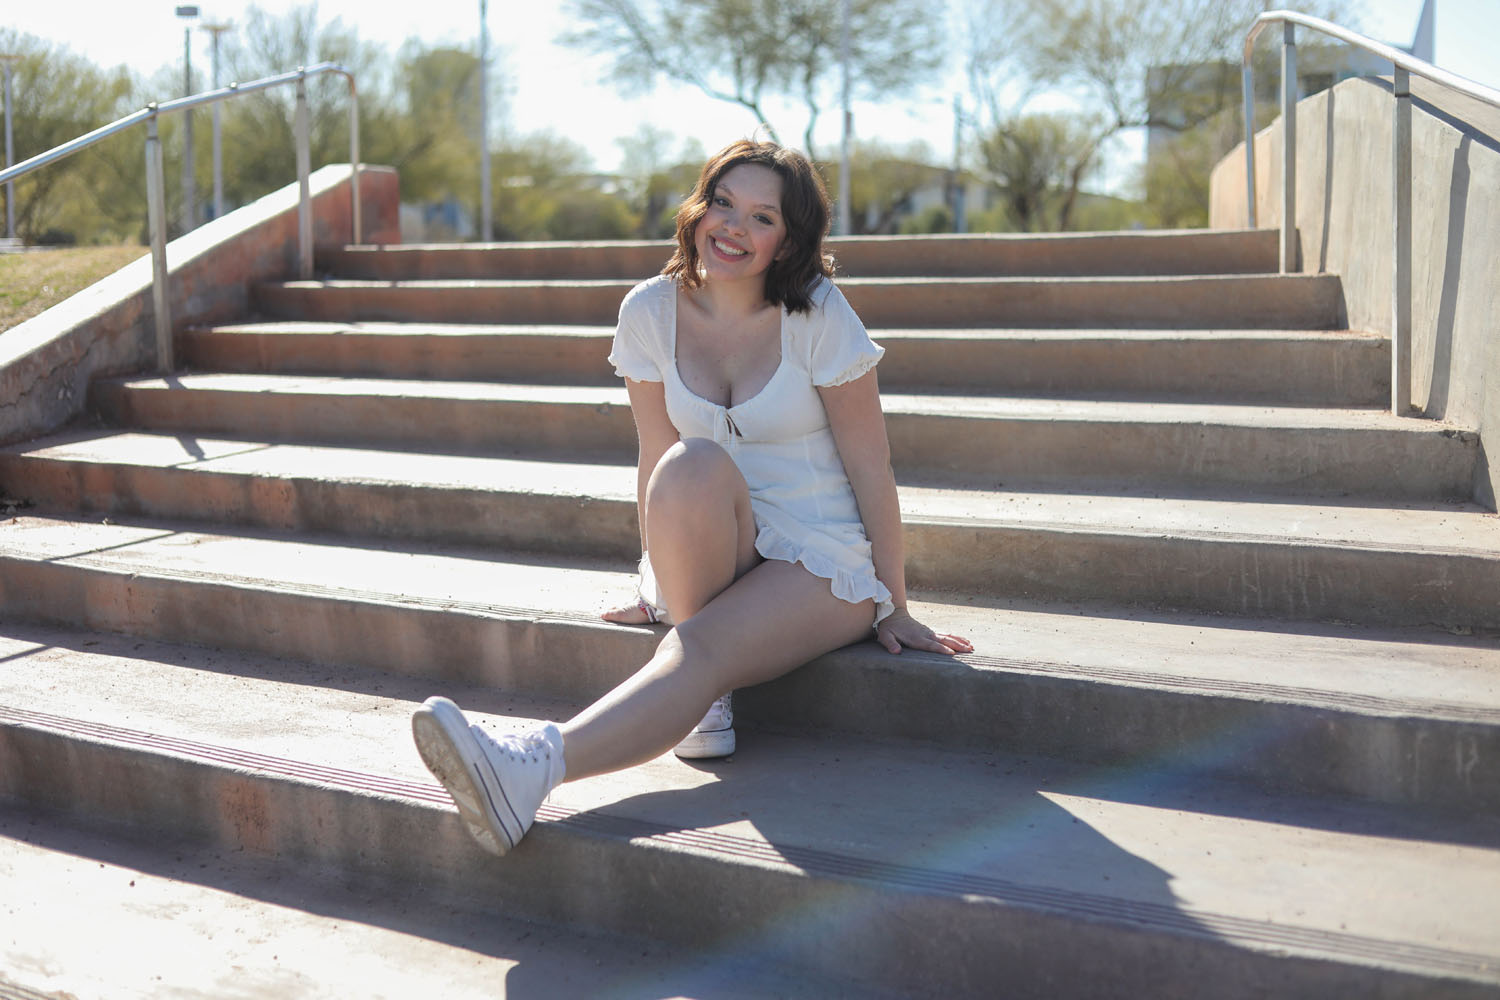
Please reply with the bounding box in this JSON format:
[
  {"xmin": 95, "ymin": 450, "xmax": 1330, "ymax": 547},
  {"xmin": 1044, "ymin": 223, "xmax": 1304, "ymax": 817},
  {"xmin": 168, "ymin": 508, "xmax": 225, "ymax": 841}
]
[{"xmin": 608, "ymin": 273, "xmax": 895, "ymax": 626}]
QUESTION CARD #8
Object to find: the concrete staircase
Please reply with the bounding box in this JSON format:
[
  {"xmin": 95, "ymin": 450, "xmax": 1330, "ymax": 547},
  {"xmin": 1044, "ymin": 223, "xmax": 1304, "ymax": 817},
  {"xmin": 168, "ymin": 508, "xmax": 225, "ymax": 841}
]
[{"xmin": 2, "ymin": 229, "xmax": 1498, "ymax": 998}]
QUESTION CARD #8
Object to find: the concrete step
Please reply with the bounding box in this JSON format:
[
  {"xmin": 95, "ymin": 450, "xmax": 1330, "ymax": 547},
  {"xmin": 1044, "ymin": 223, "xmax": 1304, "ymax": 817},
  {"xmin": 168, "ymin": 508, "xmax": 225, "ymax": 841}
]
[
  {"xmin": 84, "ymin": 378, "xmax": 1477, "ymax": 500},
  {"xmin": 0, "ymin": 528, "xmax": 1496, "ymax": 812},
  {"xmin": 321, "ymin": 229, "xmax": 1281, "ymax": 280},
  {"xmin": 2, "ymin": 630, "xmax": 1497, "ymax": 998},
  {"xmin": 0, "ymin": 802, "xmax": 828, "ymax": 1000},
  {"xmin": 254, "ymin": 273, "xmax": 1345, "ymax": 330},
  {"xmin": 180, "ymin": 321, "xmax": 1389, "ymax": 406},
  {"xmin": 5, "ymin": 440, "xmax": 1498, "ymax": 630}
]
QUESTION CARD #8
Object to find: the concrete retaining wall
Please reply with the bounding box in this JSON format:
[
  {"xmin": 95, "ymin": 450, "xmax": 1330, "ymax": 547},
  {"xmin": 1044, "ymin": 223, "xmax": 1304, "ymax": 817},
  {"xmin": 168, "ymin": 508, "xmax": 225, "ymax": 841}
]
[
  {"xmin": 0, "ymin": 164, "xmax": 399, "ymax": 447},
  {"xmin": 1210, "ymin": 76, "xmax": 1500, "ymax": 508}
]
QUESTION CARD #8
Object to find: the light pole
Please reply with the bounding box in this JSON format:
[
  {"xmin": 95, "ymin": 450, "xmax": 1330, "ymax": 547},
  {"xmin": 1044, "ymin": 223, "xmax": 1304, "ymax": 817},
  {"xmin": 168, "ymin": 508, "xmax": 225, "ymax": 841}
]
[
  {"xmin": 479, "ymin": 0, "xmax": 492, "ymax": 241},
  {"xmin": 200, "ymin": 19, "xmax": 231, "ymax": 220},
  {"xmin": 837, "ymin": 0, "xmax": 852, "ymax": 237},
  {"xmin": 1, "ymin": 53, "xmax": 17, "ymax": 241},
  {"xmin": 176, "ymin": 4, "xmax": 200, "ymax": 232}
]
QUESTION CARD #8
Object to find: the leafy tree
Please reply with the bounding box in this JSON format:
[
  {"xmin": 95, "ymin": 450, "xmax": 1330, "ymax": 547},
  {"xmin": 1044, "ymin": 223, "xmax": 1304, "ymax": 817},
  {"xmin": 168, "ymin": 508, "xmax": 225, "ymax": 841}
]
[
  {"xmin": 390, "ymin": 44, "xmax": 489, "ymax": 209},
  {"xmin": 561, "ymin": 0, "xmax": 943, "ymax": 160},
  {"xmin": 976, "ymin": 112, "xmax": 1102, "ymax": 231},
  {"xmin": 0, "ymin": 31, "xmax": 137, "ymax": 243},
  {"xmin": 615, "ymin": 126, "xmax": 705, "ymax": 239},
  {"xmin": 492, "ymin": 133, "xmax": 637, "ymax": 240},
  {"xmin": 211, "ymin": 4, "xmax": 393, "ymax": 210},
  {"xmin": 823, "ymin": 141, "xmax": 946, "ymax": 235},
  {"xmin": 961, "ymin": 0, "xmax": 1364, "ymax": 231}
]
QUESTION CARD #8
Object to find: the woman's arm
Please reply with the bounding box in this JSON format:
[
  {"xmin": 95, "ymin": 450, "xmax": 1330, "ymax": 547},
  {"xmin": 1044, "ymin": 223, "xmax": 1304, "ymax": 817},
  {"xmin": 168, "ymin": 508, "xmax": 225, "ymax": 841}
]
[
  {"xmin": 820, "ymin": 370, "xmax": 973, "ymax": 655},
  {"xmin": 624, "ymin": 378, "xmax": 681, "ymax": 548}
]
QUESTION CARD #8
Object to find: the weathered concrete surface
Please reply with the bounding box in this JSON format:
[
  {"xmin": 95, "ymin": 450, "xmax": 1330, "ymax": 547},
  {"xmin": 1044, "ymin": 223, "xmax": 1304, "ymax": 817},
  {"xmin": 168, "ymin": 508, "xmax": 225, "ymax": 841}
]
[
  {"xmin": 0, "ymin": 163, "xmax": 398, "ymax": 449},
  {"xmin": 0, "ymin": 805, "xmax": 833, "ymax": 1000},
  {"xmin": 2, "ymin": 629, "xmax": 1498, "ymax": 997},
  {"xmin": 1212, "ymin": 75, "xmax": 1500, "ymax": 507},
  {"xmin": 323, "ymin": 228, "xmax": 1280, "ymax": 280},
  {"xmin": 182, "ymin": 320, "xmax": 1390, "ymax": 404}
]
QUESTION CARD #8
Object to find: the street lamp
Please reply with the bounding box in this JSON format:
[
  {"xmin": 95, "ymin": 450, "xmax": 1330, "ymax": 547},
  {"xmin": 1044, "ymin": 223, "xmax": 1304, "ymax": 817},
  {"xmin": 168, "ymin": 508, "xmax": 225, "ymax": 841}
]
[
  {"xmin": 176, "ymin": 4, "xmax": 200, "ymax": 232},
  {"xmin": 200, "ymin": 19, "xmax": 232, "ymax": 220},
  {"xmin": 837, "ymin": 0, "xmax": 852, "ymax": 237},
  {"xmin": 1, "ymin": 53, "xmax": 18, "ymax": 241}
]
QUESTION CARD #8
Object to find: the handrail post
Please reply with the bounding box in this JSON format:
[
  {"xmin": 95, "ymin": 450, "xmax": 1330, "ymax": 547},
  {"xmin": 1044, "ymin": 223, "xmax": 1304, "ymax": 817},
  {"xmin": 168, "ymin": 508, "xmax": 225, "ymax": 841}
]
[
  {"xmin": 347, "ymin": 87, "xmax": 362, "ymax": 244},
  {"xmin": 1392, "ymin": 67, "xmax": 1413, "ymax": 415},
  {"xmin": 144, "ymin": 108, "xmax": 173, "ymax": 373},
  {"xmin": 1280, "ymin": 21, "xmax": 1298, "ymax": 273},
  {"xmin": 294, "ymin": 71, "xmax": 313, "ymax": 279},
  {"xmin": 1242, "ymin": 61, "xmax": 1257, "ymax": 229}
]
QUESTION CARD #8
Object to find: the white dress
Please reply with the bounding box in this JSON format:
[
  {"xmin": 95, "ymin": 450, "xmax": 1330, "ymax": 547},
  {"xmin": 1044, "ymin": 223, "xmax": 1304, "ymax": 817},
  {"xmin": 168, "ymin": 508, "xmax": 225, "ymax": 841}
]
[{"xmin": 608, "ymin": 273, "xmax": 895, "ymax": 625}]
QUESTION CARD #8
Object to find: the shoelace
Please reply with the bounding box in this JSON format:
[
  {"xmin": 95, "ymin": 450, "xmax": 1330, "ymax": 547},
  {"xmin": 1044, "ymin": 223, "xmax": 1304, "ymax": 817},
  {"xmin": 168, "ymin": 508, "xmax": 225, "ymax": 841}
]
[{"xmin": 476, "ymin": 726, "xmax": 551, "ymax": 762}]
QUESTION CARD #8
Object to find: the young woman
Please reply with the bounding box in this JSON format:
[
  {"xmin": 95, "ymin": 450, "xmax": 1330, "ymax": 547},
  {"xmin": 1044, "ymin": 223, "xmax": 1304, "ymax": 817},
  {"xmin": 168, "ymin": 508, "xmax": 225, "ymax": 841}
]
[{"xmin": 411, "ymin": 138, "xmax": 972, "ymax": 857}]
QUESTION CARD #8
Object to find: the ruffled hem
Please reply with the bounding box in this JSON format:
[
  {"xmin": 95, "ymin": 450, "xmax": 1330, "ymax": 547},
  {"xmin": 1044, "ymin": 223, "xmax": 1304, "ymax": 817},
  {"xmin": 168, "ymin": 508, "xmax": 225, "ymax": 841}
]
[
  {"xmin": 754, "ymin": 522, "xmax": 895, "ymax": 625},
  {"xmin": 813, "ymin": 346, "xmax": 885, "ymax": 389}
]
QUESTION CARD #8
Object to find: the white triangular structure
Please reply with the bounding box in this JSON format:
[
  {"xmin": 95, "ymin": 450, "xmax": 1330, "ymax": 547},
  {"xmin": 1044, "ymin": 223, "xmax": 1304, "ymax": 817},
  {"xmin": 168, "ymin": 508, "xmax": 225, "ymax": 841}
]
[{"xmin": 1408, "ymin": 0, "xmax": 1436, "ymax": 62}]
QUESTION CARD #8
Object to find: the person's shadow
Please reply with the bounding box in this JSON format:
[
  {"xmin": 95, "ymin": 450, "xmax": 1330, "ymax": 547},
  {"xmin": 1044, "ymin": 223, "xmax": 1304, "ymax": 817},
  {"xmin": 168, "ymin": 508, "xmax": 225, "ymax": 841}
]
[{"xmin": 502, "ymin": 717, "xmax": 1201, "ymax": 999}]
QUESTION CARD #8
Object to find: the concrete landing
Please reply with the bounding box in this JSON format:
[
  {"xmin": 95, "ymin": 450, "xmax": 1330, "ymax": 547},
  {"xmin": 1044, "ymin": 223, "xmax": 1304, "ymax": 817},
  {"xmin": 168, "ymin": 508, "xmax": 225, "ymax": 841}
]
[
  {"xmin": 2, "ymin": 625, "xmax": 1497, "ymax": 997},
  {"xmin": 0, "ymin": 806, "xmax": 839, "ymax": 1000}
]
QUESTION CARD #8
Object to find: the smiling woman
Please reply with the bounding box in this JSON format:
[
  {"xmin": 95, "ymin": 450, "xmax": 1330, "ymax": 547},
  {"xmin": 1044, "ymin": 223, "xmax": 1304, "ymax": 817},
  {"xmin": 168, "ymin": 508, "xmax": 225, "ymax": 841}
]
[{"xmin": 410, "ymin": 138, "xmax": 972, "ymax": 859}]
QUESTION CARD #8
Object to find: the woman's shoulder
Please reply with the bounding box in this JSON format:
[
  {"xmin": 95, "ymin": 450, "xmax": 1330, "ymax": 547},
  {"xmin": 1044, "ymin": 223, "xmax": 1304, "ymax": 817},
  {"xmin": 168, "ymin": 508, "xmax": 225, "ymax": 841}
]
[
  {"xmin": 618, "ymin": 273, "xmax": 676, "ymax": 327},
  {"xmin": 623, "ymin": 273, "xmax": 675, "ymax": 305},
  {"xmin": 788, "ymin": 275, "xmax": 859, "ymax": 334}
]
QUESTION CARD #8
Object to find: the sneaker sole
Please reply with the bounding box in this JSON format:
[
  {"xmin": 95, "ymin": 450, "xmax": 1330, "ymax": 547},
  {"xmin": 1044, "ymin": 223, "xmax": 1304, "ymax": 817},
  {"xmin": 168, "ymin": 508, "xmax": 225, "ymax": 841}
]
[
  {"xmin": 673, "ymin": 727, "xmax": 736, "ymax": 759},
  {"xmin": 411, "ymin": 697, "xmax": 519, "ymax": 856}
]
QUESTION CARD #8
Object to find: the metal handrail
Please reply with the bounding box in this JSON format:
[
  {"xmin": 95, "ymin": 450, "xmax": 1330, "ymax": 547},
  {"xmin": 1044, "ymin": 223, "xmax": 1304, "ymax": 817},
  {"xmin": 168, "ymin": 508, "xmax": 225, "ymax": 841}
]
[
  {"xmin": 1242, "ymin": 11, "xmax": 1500, "ymax": 415},
  {"xmin": 0, "ymin": 62, "xmax": 361, "ymax": 373}
]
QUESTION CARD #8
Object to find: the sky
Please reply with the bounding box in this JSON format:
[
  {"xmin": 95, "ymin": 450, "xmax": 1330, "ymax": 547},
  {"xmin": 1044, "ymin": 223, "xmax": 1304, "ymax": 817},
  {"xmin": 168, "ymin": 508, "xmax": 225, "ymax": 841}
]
[{"xmin": 5, "ymin": 0, "xmax": 1494, "ymax": 187}]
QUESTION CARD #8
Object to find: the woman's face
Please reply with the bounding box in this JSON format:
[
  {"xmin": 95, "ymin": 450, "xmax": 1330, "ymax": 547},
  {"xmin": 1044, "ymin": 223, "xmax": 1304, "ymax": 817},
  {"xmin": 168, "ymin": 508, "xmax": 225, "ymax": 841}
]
[{"xmin": 695, "ymin": 163, "xmax": 788, "ymax": 286}]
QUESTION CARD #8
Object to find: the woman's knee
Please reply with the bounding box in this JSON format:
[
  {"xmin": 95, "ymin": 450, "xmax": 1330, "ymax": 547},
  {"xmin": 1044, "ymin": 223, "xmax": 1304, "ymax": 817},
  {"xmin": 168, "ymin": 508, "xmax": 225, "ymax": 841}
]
[{"xmin": 647, "ymin": 437, "xmax": 745, "ymax": 508}]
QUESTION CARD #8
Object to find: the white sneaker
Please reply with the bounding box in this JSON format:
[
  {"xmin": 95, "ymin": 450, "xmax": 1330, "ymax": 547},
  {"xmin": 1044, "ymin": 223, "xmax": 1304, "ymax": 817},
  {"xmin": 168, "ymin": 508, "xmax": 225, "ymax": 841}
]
[
  {"xmin": 673, "ymin": 693, "xmax": 736, "ymax": 759},
  {"xmin": 411, "ymin": 696, "xmax": 565, "ymax": 856}
]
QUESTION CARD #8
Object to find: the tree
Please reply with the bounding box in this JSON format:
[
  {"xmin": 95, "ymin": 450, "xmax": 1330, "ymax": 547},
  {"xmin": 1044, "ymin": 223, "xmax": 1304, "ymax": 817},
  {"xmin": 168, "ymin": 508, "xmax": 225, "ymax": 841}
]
[
  {"xmin": 491, "ymin": 133, "xmax": 637, "ymax": 240},
  {"xmin": 213, "ymin": 4, "xmax": 398, "ymax": 210},
  {"xmin": 963, "ymin": 0, "xmax": 1359, "ymax": 231},
  {"xmin": 561, "ymin": 0, "xmax": 943, "ymax": 160},
  {"xmin": 0, "ymin": 30, "xmax": 136, "ymax": 243},
  {"xmin": 615, "ymin": 125, "xmax": 705, "ymax": 238},
  {"xmin": 1012, "ymin": 0, "xmax": 1357, "ymax": 142},
  {"xmin": 823, "ymin": 140, "xmax": 945, "ymax": 235},
  {"xmin": 976, "ymin": 112, "xmax": 1102, "ymax": 231}
]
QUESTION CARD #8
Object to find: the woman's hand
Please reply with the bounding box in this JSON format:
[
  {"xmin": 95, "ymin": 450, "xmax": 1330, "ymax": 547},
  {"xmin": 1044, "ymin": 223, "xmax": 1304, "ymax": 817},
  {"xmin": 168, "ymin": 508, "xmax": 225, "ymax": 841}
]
[{"xmin": 875, "ymin": 607, "xmax": 973, "ymax": 656}]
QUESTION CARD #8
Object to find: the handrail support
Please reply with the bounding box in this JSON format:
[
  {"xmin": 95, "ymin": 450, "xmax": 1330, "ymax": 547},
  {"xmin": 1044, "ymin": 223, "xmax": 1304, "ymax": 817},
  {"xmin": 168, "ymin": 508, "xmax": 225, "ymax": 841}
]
[
  {"xmin": 1243, "ymin": 10, "xmax": 1500, "ymax": 417},
  {"xmin": 1392, "ymin": 67, "xmax": 1413, "ymax": 414},
  {"xmin": 295, "ymin": 72, "xmax": 313, "ymax": 280},
  {"xmin": 144, "ymin": 109, "xmax": 173, "ymax": 373},
  {"xmin": 1279, "ymin": 22, "xmax": 1298, "ymax": 274},
  {"xmin": 1242, "ymin": 63, "xmax": 1257, "ymax": 229}
]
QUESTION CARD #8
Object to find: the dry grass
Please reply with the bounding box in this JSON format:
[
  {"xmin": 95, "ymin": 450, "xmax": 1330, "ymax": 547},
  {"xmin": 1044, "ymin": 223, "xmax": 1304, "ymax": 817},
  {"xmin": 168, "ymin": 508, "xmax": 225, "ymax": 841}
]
[{"xmin": 0, "ymin": 246, "xmax": 146, "ymax": 332}]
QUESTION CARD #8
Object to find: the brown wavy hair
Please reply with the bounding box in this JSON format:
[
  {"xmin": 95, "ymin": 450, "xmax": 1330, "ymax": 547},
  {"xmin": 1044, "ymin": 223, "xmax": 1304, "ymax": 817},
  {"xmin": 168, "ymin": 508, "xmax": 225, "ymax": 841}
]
[{"xmin": 663, "ymin": 139, "xmax": 834, "ymax": 314}]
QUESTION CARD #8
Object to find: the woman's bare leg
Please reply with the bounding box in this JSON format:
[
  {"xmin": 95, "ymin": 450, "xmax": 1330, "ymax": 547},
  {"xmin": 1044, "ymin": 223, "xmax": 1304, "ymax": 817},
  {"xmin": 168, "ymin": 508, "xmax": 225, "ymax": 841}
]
[
  {"xmin": 601, "ymin": 437, "xmax": 759, "ymax": 624},
  {"xmin": 561, "ymin": 558, "xmax": 873, "ymax": 781}
]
